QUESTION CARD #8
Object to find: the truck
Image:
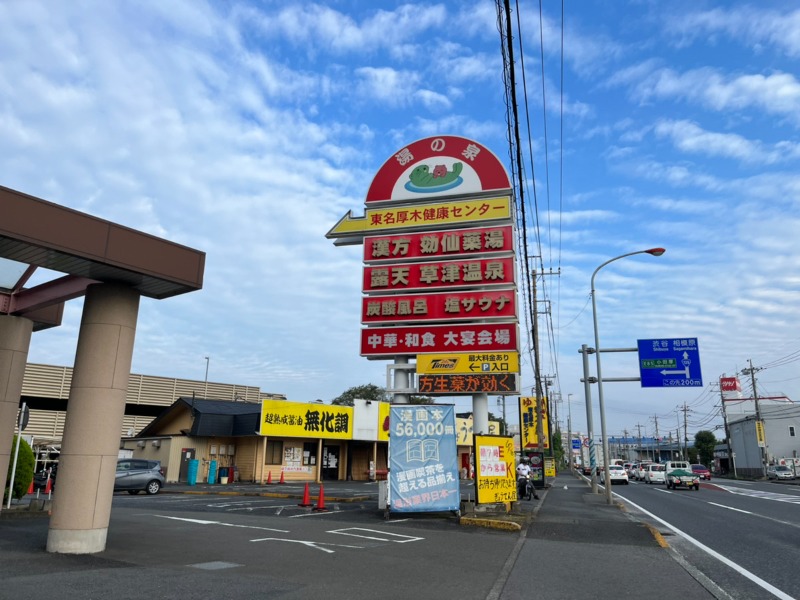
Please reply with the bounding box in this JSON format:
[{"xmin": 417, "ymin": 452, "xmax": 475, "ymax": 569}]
[{"xmin": 664, "ymin": 460, "xmax": 700, "ymax": 490}]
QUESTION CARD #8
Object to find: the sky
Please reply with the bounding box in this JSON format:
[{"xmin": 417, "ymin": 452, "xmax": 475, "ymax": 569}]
[{"xmin": 2, "ymin": 1, "xmax": 800, "ymax": 444}]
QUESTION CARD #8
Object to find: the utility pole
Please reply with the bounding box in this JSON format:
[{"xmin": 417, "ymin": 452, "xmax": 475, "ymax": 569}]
[
  {"xmin": 718, "ymin": 377, "xmax": 736, "ymax": 478},
  {"xmin": 741, "ymin": 360, "xmax": 767, "ymax": 477},
  {"xmin": 622, "ymin": 429, "xmax": 629, "ymax": 461},
  {"xmin": 636, "ymin": 423, "xmax": 643, "ymax": 462},
  {"xmin": 653, "ymin": 415, "xmax": 660, "ymax": 462},
  {"xmin": 680, "ymin": 403, "xmax": 691, "ymax": 460}
]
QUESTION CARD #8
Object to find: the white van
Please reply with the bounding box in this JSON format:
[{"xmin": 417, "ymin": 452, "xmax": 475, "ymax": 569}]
[{"xmin": 664, "ymin": 460, "xmax": 690, "ymax": 475}]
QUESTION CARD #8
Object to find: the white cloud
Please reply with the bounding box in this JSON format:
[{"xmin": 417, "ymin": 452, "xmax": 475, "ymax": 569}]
[{"xmin": 653, "ymin": 119, "xmax": 800, "ymax": 164}]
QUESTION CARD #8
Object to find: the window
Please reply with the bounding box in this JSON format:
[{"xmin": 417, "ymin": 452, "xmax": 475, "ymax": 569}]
[
  {"xmin": 265, "ymin": 440, "xmax": 283, "ymax": 465},
  {"xmin": 790, "ymin": 426, "xmax": 796, "ymax": 437},
  {"xmin": 303, "ymin": 442, "xmax": 317, "ymax": 466}
]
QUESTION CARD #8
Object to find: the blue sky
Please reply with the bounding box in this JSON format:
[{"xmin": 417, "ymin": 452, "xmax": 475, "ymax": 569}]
[{"xmin": 2, "ymin": 1, "xmax": 799, "ymax": 443}]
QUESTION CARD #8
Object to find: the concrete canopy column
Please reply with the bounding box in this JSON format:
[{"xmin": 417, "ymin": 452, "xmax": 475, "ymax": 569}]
[
  {"xmin": 0, "ymin": 315, "xmax": 34, "ymax": 513},
  {"xmin": 47, "ymin": 283, "xmax": 140, "ymax": 554}
]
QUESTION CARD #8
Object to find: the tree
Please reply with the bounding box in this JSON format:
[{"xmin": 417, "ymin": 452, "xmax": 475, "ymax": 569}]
[
  {"xmin": 408, "ymin": 395, "xmax": 435, "ymax": 404},
  {"xmin": 3, "ymin": 435, "xmax": 35, "ymax": 503},
  {"xmin": 694, "ymin": 430, "xmax": 717, "ymax": 468},
  {"xmin": 331, "ymin": 384, "xmax": 390, "ymax": 406}
]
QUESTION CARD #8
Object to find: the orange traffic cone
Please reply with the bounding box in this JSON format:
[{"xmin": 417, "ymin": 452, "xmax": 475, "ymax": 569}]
[
  {"xmin": 27, "ymin": 480, "xmax": 34, "ymax": 495},
  {"xmin": 298, "ymin": 482, "xmax": 313, "ymax": 507},
  {"xmin": 44, "ymin": 478, "xmax": 52, "ymax": 494},
  {"xmin": 313, "ymin": 484, "xmax": 329, "ymax": 512},
  {"xmin": 266, "ymin": 471, "xmax": 272, "ymax": 484},
  {"xmin": 279, "ymin": 470, "xmax": 286, "ymax": 484}
]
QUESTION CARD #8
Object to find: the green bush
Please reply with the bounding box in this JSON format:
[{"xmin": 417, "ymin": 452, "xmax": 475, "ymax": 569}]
[{"xmin": 3, "ymin": 436, "xmax": 35, "ymax": 503}]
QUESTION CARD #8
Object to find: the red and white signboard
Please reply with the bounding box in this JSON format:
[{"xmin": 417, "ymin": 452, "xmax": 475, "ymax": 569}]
[
  {"xmin": 720, "ymin": 377, "xmax": 741, "ymax": 392},
  {"xmin": 363, "ymin": 256, "xmax": 515, "ymax": 294},
  {"xmin": 361, "ymin": 289, "xmax": 516, "ymax": 324},
  {"xmin": 361, "ymin": 322, "xmax": 518, "ymax": 357},
  {"xmin": 365, "ymin": 135, "xmax": 511, "ymax": 203},
  {"xmin": 364, "ymin": 224, "xmax": 514, "ymax": 263}
]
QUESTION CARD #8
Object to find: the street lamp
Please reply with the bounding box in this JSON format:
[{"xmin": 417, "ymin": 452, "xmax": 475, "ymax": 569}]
[{"xmin": 592, "ymin": 247, "xmax": 665, "ymax": 504}]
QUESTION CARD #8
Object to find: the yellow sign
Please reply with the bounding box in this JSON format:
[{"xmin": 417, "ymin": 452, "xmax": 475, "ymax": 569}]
[
  {"xmin": 416, "ymin": 352, "xmax": 520, "ymax": 375},
  {"xmin": 755, "ymin": 419, "xmax": 766, "ymax": 447},
  {"xmin": 378, "ymin": 401, "xmax": 390, "ymax": 442},
  {"xmin": 326, "ymin": 196, "xmax": 512, "ymax": 240},
  {"xmin": 456, "ymin": 416, "xmax": 501, "ymax": 445},
  {"xmin": 544, "ymin": 456, "xmax": 556, "ymax": 478},
  {"xmin": 474, "ymin": 435, "xmax": 517, "ymax": 504},
  {"xmin": 260, "ymin": 400, "xmax": 353, "ymax": 439},
  {"xmin": 520, "ymin": 396, "xmax": 550, "ymax": 449}
]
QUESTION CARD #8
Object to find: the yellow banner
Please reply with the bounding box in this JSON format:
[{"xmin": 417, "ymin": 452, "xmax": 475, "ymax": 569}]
[
  {"xmin": 474, "ymin": 435, "xmax": 517, "ymax": 504},
  {"xmin": 260, "ymin": 400, "xmax": 353, "ymax": 439},
  {"xmin": 755, "ymin": 420, "xmax": 766, "ymax": 447},
  {"xmin": 327, "ymin": 196, "xmax": 512, "ymax": 238},
  {"xmin": 456, "ymin": 416, "xmax": 501, "ymax": 445},
  {"xmin": 416, "ymin": 352, "xmax": 520, "ymax": 375},
  {"xmin": 520, "ymin": 396, "xmax": 550, "ymax": 449},
  {"xmin": 378, "ymin": 401, "xmax": 390, "ymax": 442}
]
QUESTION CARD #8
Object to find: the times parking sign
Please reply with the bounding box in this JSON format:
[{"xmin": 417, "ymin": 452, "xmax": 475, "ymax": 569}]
[{"xmin": 637, "ymin": 338, "xmax": 702, "ymax": 388}]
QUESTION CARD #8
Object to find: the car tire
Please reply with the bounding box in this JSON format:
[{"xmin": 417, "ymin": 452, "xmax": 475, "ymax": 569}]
[
  {"xmin": 146, "ymin": 480, "xmax": 161, "ymax": 495},
  {"xmin": 127, "ymin": 490, "xmax": 140, "ymax": 495}
]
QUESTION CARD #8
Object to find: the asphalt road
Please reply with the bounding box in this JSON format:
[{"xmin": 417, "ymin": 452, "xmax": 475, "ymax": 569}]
[{"xmin": 610, "ymin": 478, "xmax": 800, "ymax": 600}]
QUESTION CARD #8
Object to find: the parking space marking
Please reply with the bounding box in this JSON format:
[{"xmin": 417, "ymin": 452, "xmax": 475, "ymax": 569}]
[
  {"xmin": 152, "ymin": 514, "xmax": 289, "ymax": 533},
  {"xmin": 249, "ymin": 537, "xmax": 363, "ymax": 554},
  {"xmin": 327, "ymin": 528, "xmax": 423, "ymax": 543}
]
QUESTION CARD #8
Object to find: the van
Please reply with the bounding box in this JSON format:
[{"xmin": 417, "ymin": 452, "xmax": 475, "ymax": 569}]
[
  {"xmin": 664, "ymin": 460, "xmax": 690, "ymax": 476},
  {"xmin": 664, "ymin": 460, "xmax": 699, "ymax": 490}
]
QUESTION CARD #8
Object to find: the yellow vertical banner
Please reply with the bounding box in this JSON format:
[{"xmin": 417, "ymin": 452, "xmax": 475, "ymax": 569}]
[
  {"xmin": 755, "ymin": 420, "xmax": 766, "ymax": 447},
  {"xmin": 520, "ymin": 396, "xmax": 550, "ymax": 449},
  {"xmin": 474, "ymin": 435, "xmax": 517, "ymax": 504}
]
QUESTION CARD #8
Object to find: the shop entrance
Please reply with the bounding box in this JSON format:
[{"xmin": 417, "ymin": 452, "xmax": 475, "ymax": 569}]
[
  {"xmin": 178, "ymin": 448, "xmax": 196, "ymax": 482},
  {"xmin": 322, "ymin": 445, "xmax": 340, "ymax": 480}
]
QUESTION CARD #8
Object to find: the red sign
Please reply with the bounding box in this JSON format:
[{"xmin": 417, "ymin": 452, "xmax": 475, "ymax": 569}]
[
  {"xmin": 365, "ymin": 135, "xmax": 511, "ymax": 203},
  {"xmin": 361, "ymin": 289, "xmax": 516, "ymax": 324},
  {"xmin": 361, "ymin": 323, "xmax": 518, "ymax": 356},
  {"xmin": 720, "ymin": 377, "xmax": 741, "ymax": 392},
  {"xmin": 363, "ymin": 256, "xmax": 515, "ymax": 293},
  {"xmin": 418, "ymin": 373, "xmax": 519, "ymax": 394},
  {"xmin": 364, "ymin": 225, "xmax": 514, "ymax": 263}
]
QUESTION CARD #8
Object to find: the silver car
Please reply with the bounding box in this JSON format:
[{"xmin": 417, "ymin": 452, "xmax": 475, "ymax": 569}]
[
  {"xmin": 115, "ymin": 459, "xmax": 165, "ymax": 494},
  {"xmin": 767, "ymin": 465, "xmax": 795, "ymax": 480},
  {"xmin": 644, "ymin": 463, "xmax": 665, "ymax": 484}
]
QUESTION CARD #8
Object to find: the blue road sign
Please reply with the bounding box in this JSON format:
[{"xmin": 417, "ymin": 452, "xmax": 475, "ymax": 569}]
[
  {"xmin": 571, "ymin": 438, "xmax": 581, "ymax": 450},
  {"xmin": 637, "ymin": 338, "xmax": 702, "ymax": 388}
]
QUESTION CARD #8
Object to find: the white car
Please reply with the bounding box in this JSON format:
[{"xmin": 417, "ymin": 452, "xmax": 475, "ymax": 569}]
[
  {"xmin": 635, "ymin": 462, "xmax": 652, "ymax": 481},
  {"xmin": 607, "ymin": 464, "xmax": 629, "ymax": 485},
  {"xmin": 644, "ymin": 463, "xmax": 665, "ymax": 484}
]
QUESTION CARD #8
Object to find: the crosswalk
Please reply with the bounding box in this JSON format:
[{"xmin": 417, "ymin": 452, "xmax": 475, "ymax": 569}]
[{"xmin": 715, "ymin": 484, "xmax": 800, "ymax": 504}]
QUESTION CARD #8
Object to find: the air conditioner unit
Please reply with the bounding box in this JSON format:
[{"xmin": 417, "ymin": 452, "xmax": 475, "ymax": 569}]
[
  {"xmin": 152, "ymin": 440, "xmax": 161, "ymax": 448},
  {"xmin": 136, "ymin": 440, "xmax": 146, "ymax": 448}
]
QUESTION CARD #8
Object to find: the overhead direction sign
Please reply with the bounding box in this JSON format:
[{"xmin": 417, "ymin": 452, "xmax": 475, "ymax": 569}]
[
  {"xmin": 637, "ymin": 338, "xmax": 702, "ymax": 388},
  {"xmin": 326, "ymin": 196, "xmax": 512, "ymax": 244},
  {"xmin": 416, "ymin": 352, "xmax": 520, "ymax": 375}
]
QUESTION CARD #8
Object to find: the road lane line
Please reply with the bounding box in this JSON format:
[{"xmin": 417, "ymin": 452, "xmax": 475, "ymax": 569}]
[
  {"xmin": 707, "ymin": 502, "xmax": 752, "ymax": 515},
  {"xmin": 618, "ymin": 496, "xmax": 795, "ymax": 600},
  {"xmin": 152, "ymin": 514, "xmax": 288, "ymax": 533}
]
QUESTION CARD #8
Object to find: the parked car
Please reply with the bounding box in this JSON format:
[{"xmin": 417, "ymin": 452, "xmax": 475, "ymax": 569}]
[
  {"xmin": 766, "ymin": 465, "xmax": 795, "ymax": 480},
  {"xmin": 607, "ymin": 464, "xmax": 629, "ymax": 484},
  {"xmin": 644, "ymin": 463, "xmax": 665, "ymax": 484},
  {"xmin": 691, "ymin": 464, "xmax": 711, "ymax": 480},
  {"xmin": 115, "ymin": 459, "xmax": 165, "ymax": 495}
]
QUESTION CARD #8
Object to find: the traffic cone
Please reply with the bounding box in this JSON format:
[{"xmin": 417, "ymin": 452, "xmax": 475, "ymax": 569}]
[
  {"xmin": 266, "ymin": 471, "xmax": 272, "ymax": 484},
  {"xmin": 45, "ymin": 478, "xmax": 52, "ymax": 494},
  {"xmin": 313, "ymin": 485, "xmax": 328, "ymax": 512},
  {"xmin": 279, "ymin": 470, "xmax": 285, "ymax": 484},
  {"xmin": 298, "ymin": 482, "xmax": 313, "ymax": 507},
  {"xmin": 27, "ymin": 480, "xmax": 34, "ymax": 495}
]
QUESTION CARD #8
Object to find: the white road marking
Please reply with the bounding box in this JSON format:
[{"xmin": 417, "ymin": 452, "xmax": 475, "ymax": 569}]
[
  {"xmin": 152, "ymin": 514, "xmax": 288, "ymax": 533},
  {"xmin": 327, "ymin": 528, "xmax": 423, "ymax": 543},
  {"xmin": 715, "ymin": 484, "xmax": 800, "ymax": 504},
  {"xmin": 707, "ymin": 502, "xmax": 752, "ymax": 515},
  {"xmin": 249, "ymin": 538, "xmax": 363, "ymax": 554},
  {"xmin": 618, "ymin": 496, "xmax": 795, "ymax": 600}
]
